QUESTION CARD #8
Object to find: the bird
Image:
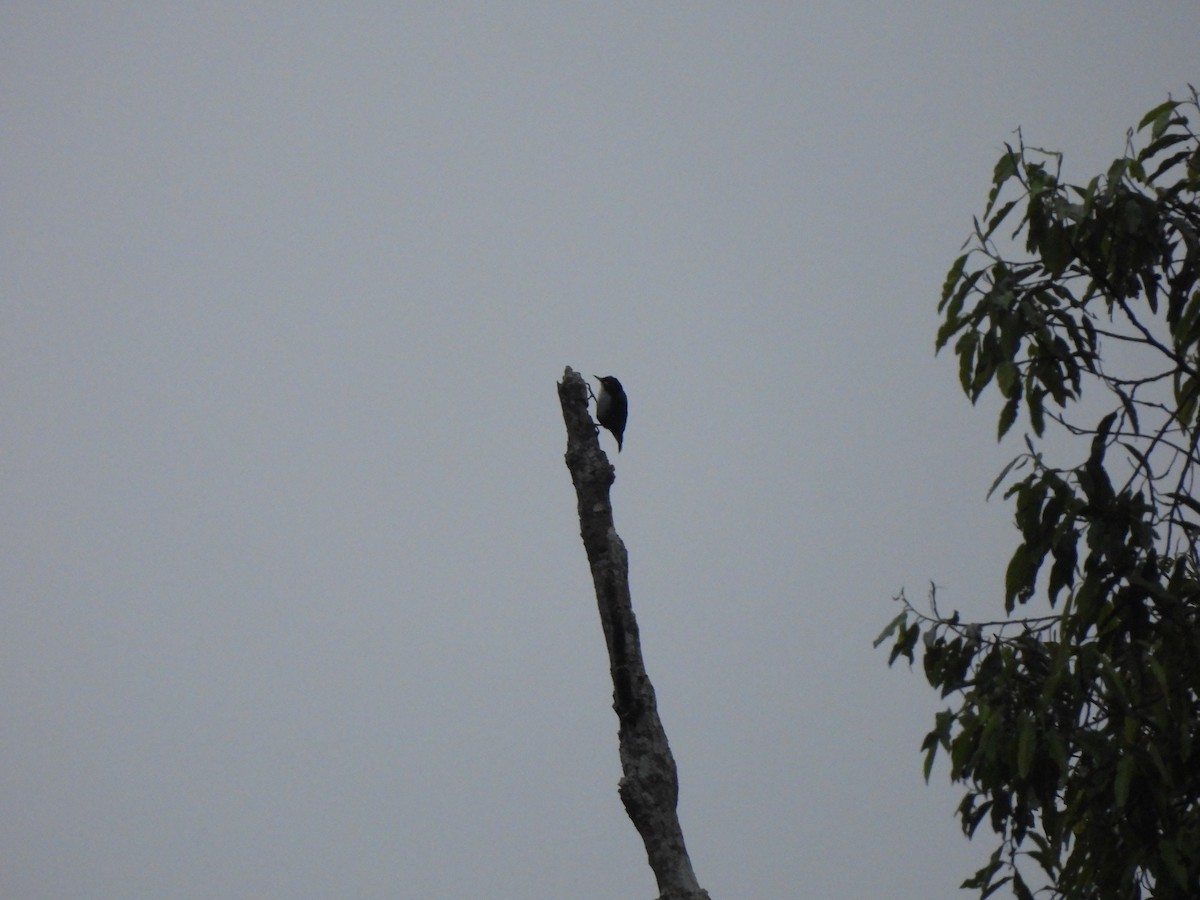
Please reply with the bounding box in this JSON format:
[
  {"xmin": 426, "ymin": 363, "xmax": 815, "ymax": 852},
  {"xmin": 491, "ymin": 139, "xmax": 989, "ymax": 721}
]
[{"xmin": 593, "ymin": 375, "xmax": 628, "ymax": 452}]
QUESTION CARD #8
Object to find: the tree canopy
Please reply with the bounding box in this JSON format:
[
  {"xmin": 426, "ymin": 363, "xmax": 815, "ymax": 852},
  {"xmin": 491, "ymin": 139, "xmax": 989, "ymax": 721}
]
[{"xmin": 878, "ymin": 90, "xmax": 1200, "ymax": 899}]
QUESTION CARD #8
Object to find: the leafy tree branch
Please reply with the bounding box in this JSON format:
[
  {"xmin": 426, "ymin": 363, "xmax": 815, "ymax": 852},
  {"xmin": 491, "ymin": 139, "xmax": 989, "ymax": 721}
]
[{"xmin": 879, "ymin": 88, "xmax": 1200, "ymax": 899}]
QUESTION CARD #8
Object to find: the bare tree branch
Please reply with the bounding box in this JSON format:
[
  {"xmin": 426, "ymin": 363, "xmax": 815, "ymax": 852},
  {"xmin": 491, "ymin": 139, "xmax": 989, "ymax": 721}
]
[{"xmin": 556, "ymin": 367, "xmax": 711, "ymax": 900}]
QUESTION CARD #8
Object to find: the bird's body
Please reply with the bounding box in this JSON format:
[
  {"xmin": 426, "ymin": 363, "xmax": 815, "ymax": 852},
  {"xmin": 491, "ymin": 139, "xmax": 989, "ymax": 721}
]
[{"xmin": 594, "ymin": 375, "xmax": 628, "ymax": 452}]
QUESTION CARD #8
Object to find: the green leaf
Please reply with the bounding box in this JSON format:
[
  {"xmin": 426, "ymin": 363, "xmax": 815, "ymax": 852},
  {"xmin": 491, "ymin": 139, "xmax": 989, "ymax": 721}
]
[
  {"xmin": 1012, "ymin": 869, "xmax": 1034, "ymax": 900},
  {"xmin": 1114, "ymin": 754, "xmax": 1135, "ymax": 807},
  {"xmin": 1176, "ymin": 373, "xmax": 1200, "ymax": 429},
  {"xmin": 997, "ymin": 395, "xmax": 1020, "ymax": 441},
  {"xmin": 935, "ymin": 708, "xmax": 956, "ymax": 746},
  {"xmin": 1116, "ymin": 388, "xmax": 1141, "ymax": 436},
  {"xmin": 937, "ymin": 269, "xmax": 986, "ymax": 348},
  {"xmin": 986, "ymin": 455, "xmax": 1026, "ymax": 500},
  {"xmin": 1081, "ymin": 313, "xmax": 1097, "ymax": 353},
  {"xmin": 1047, "ymin": 532, "xmax": 1077, "ymax": 605},
  {"xmin": 1039, "ymin": 224, "xmax": 1076, "ymax": 276},
  {"xmin": 1160, "ymin": 835, "xmax": 1191, "ymax": 889},
  {"xmin": 980, "ymin": 876, "xmax": 1012, "ymax": 899},
  {"xmin": 1092, "ymin": 410, "xmax": 1118, "ymax": 455},
  {"xmin": 1167, "ymin": 490, "xmax": 1200, "ymax": 518},
  {"xmin": 873, "ymin": 611, "xmax": 906, "ymax": 648},
  {"xmin": 922, "ymin": 735, "xmax": 938, "ymax": 782},
  {"xmin": 1147, "ymin": 148, "xmax": 1195, "ymax": 183},
  {"xmin": 1012, "ymin": 476, "xmax": 1046, "ymax": 534},
  {"xmin": 940, "ymin": 253, "xmax": 969, "ymax": 308},
  {"xmin": 1099, "ymin": 658, "xmax": 1131, "ymax": 707},
  {"xmin": 1036, "ymin": 357, "xmax": 1070, "ymax": 405},
  {"xmin": 1044, "ymin": 729, "xmax": 1068, "ymax": 779},
  {"xmin": 1137, "ymin": 99, "xmax": 1180, "ymax": 135},
  {"xmin": 983, "ymin": 198, "xmax": 1020, "ymax": 241},
  {"xmin": 993, "ymin": 147, "xmax": 1019, "ymax": 185},
  {"xmin": 984, "ymin": 149, "xmax": 1019, "ymax": 219},
  {"xmin": 1027, "ymin": 388, "xmax": 1046, "ymax": 437},
  {"xmin": 956, "ymin": 331, "xmax": 979, "ymax": 395},
  {"xmin": 1147, "ymin": 656, "xmax": 1171, "ymax": 700},
  {"xmin": 1106, "ymin": 156, "xmax": 1131, "ymax": 186},
  {"xmin": 1005, "ymin": 543, "xmax": 1038, "ymax": 611},
  {"xmin": 960, "ymin": 848, "xmax": 1004, "ymax": 890},
  {"xmin": 970, "ymin": 331, "xmax": 1000, "ymax": 401},
  {"xmin": 1025, "ymin": 160, "xmax": 1057, "ymax": 197},
  {"xmin": 1017, "ymin": 713, "xmax": 1036, "ymax": 778},
  {"xmin": 995, "ymin": 360, "xmax": 1020, "ymax": 398},
  {"xmin": 1137, "ymin": 130, "xmax": 1191, "ymax": 165},
  {"xmin": 888, "ymin": 621, "xmax": 920, "ymax": 666},
  {"xmin": 1174, "ymin": 286, "xmax": 1200, "ymax": 344}
]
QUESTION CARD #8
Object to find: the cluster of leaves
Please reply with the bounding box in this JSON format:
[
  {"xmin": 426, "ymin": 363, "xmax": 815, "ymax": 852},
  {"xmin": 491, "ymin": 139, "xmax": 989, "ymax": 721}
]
[{"xmin": 878, "ymin": 90, "xmax": 1200, "ymax": 899}]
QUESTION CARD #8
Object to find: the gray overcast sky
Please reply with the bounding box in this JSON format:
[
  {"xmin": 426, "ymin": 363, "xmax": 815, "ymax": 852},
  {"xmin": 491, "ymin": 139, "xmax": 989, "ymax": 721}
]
[{"xmin": 3, "ymin": 5, "xmax": 1197, "ymax": 898}]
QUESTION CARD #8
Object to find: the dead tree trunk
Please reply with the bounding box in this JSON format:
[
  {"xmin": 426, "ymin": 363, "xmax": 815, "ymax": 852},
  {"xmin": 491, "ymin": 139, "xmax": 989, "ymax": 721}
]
[{"xmin": 556, "ymin": 367, "xmax": 711, "ymax": 900}]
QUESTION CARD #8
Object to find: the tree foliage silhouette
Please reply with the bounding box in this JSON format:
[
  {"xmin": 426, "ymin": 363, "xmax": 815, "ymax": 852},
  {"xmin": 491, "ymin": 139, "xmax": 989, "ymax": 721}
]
[{"xmin": 878, "ymin": 90, "xmax": 1200, "ymax": 899}]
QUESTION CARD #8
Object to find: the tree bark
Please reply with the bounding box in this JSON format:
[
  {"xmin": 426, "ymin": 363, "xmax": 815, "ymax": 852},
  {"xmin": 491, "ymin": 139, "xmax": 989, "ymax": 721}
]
[{"xmin": 556, "ymin": 367, "xmax": 711, "ymax": 900}]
